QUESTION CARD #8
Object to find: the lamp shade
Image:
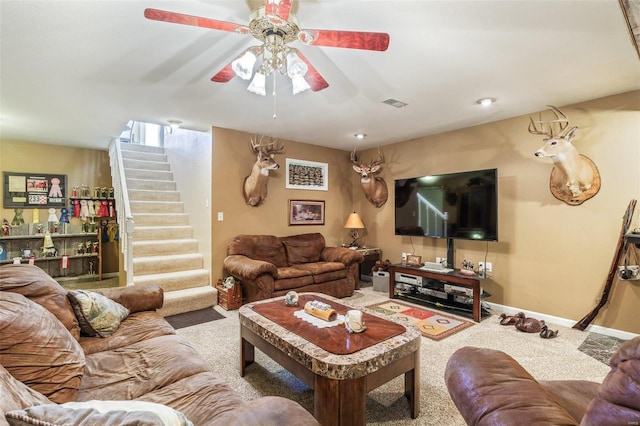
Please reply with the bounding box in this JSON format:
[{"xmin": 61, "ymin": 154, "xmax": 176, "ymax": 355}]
[{"xmin": 344, "ymin": 212, "xmax": 365, "ymax": 229}]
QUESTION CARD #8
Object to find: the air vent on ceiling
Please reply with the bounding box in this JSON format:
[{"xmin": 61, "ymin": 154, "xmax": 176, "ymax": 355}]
[{"xmin": 383, "ymin": 99, "xmax": 408, "ymax": 108}]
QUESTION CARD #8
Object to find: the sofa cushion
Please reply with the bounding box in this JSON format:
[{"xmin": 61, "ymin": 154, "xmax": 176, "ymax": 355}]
[
  {"xmin": 293, "ymin": 262, "xmax": 347, "ymax": 284},
  {"xmin": 227, "ymin": 235, "xmax": 288, "ymax": 267},
  {"xmin": 282, "ymin": 233, "xmax": 325, "ymax": 265},
  {"xmin": 6, "ymin": 400, "xmax": 193, "ymax": 426},
  {"xmin": 0, "ymin": 364, "xmax": 52, "ymax": 424},
  {"xmin": 0, "ymin": 264, "xmax": 81, "ymax": 340},
  {"xmin": 78, "ymin": 334, "xmax": 211, "ymax": 401},
  {"xmin": 0, "ymin": 291, "xmax": 85, "ymax": 404},
  {"xmin": 79, "ymin": 311, "xmax": 176, "ymax": 355},
  {"xmin": 67, "ymin": 289, "xmax": 130, "ymax": 337},
  {"xmin": 273, "ymin": 267, "xmax": 314, "ymax": 291}
]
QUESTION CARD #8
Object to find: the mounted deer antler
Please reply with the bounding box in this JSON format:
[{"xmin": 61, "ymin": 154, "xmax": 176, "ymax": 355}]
[
  {"xmin": 529, "ymin": 106, "xmax": 600, "ymax": 205},
  {"xmin": 243, "ymin": 135, "xmax": 284, "ymax": 207},
  {"xmin": 351, "ymin": 147, "xmax": 388, "ymax": 208}
]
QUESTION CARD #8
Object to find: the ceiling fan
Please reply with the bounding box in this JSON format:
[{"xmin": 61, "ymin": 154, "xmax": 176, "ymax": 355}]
[{"xmin": 144, "ymin": 0, "xmax": 390, "ymax": 95}]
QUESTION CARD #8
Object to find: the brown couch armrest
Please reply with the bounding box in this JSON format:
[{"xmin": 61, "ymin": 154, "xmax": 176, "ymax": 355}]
[
  {"xmin": 93, "ymin": 285, "xmax": 163, "ymax": 313},
  {"xmin": 219, "ymin": 396, "xmax": 319, "ymax": 425},
  {"xmin": 321, "ymin": 247, "xmax": 364, "ymax": 265},
  {"xmin": 445, "ymin": 346, "xmax": 579, "ymax": 425},
  {"xmin": 224, "ymin": 255, "xmax": 277, "ymax": 281}
]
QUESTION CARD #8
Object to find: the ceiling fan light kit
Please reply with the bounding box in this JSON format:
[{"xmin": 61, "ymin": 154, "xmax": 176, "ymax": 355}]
[{"xmin": 144, "ymin": 0, "xmax": 390, "ymax": 96}]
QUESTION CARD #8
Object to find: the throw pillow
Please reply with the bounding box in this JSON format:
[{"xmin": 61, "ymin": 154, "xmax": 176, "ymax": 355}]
[
  {"xmin": 67, "ymin": 289, "xmax": 130, "ymax": 337},
  {"xmin": 282, "ymin": 234, "xmax": 324, "ymax": 265},
  {"xmin": 0, "ymin": 264, "xmax": 81, "ymax": 340},
  {"xmin": 0, "ymin": 291, "xmax": 85, "ymax": 403},
  {"xmin": 6, "ymin": 400, "xmax": 193, "ymax": 426}
]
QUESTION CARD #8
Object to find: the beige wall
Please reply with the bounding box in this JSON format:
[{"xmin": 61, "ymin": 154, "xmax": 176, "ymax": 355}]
[
  {"xmin": 210, "ymin": 127, "xmax": 357, "ymax": 284},
  {"xmin": 356, "ymin": 90, "xmax": 640, "ymax": 334},
  {"xmin": 212, "ymin": 91, "xmax": 640, "ymax": 335},
  {"xmin": 0, "ymin": 139, "xmax": 119, "ymax": 273}
]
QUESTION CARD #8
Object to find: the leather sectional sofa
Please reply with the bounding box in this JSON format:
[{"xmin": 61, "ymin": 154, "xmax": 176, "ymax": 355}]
[
  {"xmin": 224, "ymin": 233, "xmax": 364, "ymax": 303},
  {"xmin": 0, "ymin": 264, "xmax": 318, "ymax": 425},
  {"xmin": 445, "ymin": 336, "xmax": 640, "ymax": 425}
]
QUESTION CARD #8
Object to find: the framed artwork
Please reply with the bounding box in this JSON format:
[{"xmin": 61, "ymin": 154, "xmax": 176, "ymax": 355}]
[
  {"xmin": 289, "ymin": 200, "xmax": 325, "ymax": 226},
  {"xmin": 286, "ymin": 158, "xmax": 328, "ymax": 191},
  {"xmin": 3, "ymin": 172, "xmax": 67, "ymax": 208},
  {"xmin": 407, "ymin": 255, "xmax": 422, "ymax": 267}
]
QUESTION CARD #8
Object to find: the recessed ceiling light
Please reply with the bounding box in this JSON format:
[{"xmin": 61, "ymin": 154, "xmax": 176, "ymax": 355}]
[
  {"xmin": 354, "ymin": 133, "xmax": 367, "ymax": 140},
  {"xmin": 476, "ymin": 98, "xmax": 496, "ymax": 106}
]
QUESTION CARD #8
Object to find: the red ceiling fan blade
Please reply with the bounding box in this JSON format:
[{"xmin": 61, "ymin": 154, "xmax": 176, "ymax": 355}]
[
  {"xmin": 299, "ymin": 29, "xmax": 389, "ymax": 51},
  {"xmin": 296, "ymin": 52, "xmax": 329, "ymax": 92},
  {"xmin": 264, "ymin": 0, "xmax": 292, "ymax": 22},
  {"xmin": 144, "ymin": 8, "xmax": 249, "ymax": 34}
]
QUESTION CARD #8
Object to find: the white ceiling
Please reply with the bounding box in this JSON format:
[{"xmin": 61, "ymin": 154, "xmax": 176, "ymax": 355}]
[{"xmin": 1, "ymin": 0, "xmax": 639, "ymax": 151}]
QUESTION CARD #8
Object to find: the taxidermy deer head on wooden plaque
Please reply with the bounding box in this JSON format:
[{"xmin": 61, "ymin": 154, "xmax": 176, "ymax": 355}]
[
  {"xmin": 350, "ymin": 147, "xmax": 389, "ymax": 208},
  {"xmin": 243, "ymin": 135, "xmax": 284, "ymax": 207},
  {"xmin": 528, "ymin": 106, "xmax": 600, "ymax": 206}
]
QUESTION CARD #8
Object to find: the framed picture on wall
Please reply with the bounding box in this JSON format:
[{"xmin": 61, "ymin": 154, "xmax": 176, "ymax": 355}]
[
  {"xmin": 285, "ymin": 159, "xmax": 328, "ymax": 191},
  {"xmin": 289, "ymin": 200, "xmax": 325, "ymax": 226},
  {"xmin": 3, "ymin": 172, "xmax": 67, "ymax": 208}
]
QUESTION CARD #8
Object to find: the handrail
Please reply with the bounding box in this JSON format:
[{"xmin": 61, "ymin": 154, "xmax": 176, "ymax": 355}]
[{"xmin": 108, "ymin": 139, "xmax": 135, "ymax": 285}]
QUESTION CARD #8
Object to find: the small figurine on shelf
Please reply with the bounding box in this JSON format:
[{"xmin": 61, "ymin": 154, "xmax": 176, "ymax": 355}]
[
  {"xmin": 42, "ymin": 232, "xmax": 57, "ymax": 257},
  {"xmin": 108, "ymin": 187, "xmax": 114, "ymax": 199},
  {"xmin": 93, "ymin": 187, "xmax": 100, "ymax": 198},
  {"xmin": 101, "ymin": 187, "xmax": 108, "ymax": 199},
  {"xmin": 77, "ymin": 242, "xmax": 85, "ymax": 255},
  {"xmin": 36, "ymin": 224, "xmax": 44, "ymax": 234},
  {"xmin": 2, "ymin": 218, "xmax": 10, "ymax": 236},
  {"xmin": 81, "ymin": 184, "xmax": 89, "ymax": 198},
  {"xmin": 11, "ymin": 209, "xmax": 24, "ymax": 226},
  {"xmin": 92, "ymin": 241, "xmax": 99, "ymax": 254},
  {"xmin": 459, "ymin": 259, "xmax": 476, "ymax": 276},
  {"xmin": 72, "ymin": 186, "xmax": 78, "ymax": 197}
]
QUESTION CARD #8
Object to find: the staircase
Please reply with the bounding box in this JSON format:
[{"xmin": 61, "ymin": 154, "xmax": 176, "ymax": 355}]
[{"xmin": 119, "ymin": 143, "xmax": 216, "ymax": 317}]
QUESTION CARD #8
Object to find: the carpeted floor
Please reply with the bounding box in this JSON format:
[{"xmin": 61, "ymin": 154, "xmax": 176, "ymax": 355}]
[{"xmin": 175, "ymin": 286, "xmax": 615, "ymax": 425}]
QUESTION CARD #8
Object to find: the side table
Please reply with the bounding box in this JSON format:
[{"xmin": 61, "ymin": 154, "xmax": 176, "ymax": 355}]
[{"xmin": 354, "ymin": 247, "xmax": 381, "ymax": 289}]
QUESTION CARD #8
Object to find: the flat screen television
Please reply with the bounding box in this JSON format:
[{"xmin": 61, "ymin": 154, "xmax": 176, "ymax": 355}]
[{"xmin": 394, "ymin": 168, "xmax": 498, "ymax": 241}]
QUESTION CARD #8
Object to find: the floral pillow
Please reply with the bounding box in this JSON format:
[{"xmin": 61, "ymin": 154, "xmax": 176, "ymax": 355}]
[{"xmin": 67, "ymin": 290, "xmax": 130, "ymax": 337}]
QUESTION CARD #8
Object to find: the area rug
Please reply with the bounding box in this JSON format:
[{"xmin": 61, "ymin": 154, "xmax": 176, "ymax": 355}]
[
  {"xmin": 165, "ymin": 307, "xmax": 225, "ymax": 329},
  {"xmin": 367, "ymin": 300, "xmax": 474, "ymax": 341}
]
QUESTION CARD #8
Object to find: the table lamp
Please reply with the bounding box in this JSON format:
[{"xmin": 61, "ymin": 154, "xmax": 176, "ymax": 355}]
[{"xmin": 344, "ymin": 212, "xmax": 365, "ymax": 247}]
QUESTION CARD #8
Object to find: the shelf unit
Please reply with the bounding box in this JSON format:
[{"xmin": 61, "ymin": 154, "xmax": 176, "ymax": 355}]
[
  {"xmin": 388, "ymin": 264, "xmax": 489, "ymax": 322},
  {"xmin": 0, "ymin": 231, "xmax": 102, "ymax": 280}
]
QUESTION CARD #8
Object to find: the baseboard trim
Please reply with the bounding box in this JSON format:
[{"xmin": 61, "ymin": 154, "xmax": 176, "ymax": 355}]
[{"xmin": 485, "ymin": 302, "xmax": 639, "ymax": 340}]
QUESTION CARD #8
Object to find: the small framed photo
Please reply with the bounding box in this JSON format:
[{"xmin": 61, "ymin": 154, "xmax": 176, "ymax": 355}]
[
  {"xmin": 286, "ymin": 158, "xmax": 328, "ymax": 191},
  {"xmin": 407, "ymin": 255, "xmax": 422, "ymax": 267},
  {"xmin": 289, "ymin": 200, "xmax": 325, "ymax": 226}
]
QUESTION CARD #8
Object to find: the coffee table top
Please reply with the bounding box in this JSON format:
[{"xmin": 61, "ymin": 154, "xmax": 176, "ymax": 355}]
[{"xmin": 240, "ymin": 292, "xmax": 421, "ymax": 380}]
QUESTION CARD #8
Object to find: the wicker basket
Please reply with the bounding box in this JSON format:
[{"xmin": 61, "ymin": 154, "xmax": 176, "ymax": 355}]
[{"xmin": 216, "ymin": 280, "xmax": 242, "ymax": 310}]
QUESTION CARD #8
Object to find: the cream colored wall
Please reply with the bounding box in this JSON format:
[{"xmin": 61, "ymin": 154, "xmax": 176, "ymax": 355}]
[
  {"xmin": 163, "ymin": 129, "xmax": 212, "ymax": 273},
  {"xmin": 356, "ymin": 91, "xmax": 640, "ymax": 334},
  {"xmin": 0, "ymin": 139, "xmax": 119, "ymax": 273},
  {"xmin": 210, "ymin": 127, "xmax": 355, "ymax": 283}
]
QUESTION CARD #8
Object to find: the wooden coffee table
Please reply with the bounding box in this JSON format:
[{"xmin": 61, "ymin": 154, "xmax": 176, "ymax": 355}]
[{"xmin": 239, "ymin": 293, "xmax": 421, "ymax": 426}]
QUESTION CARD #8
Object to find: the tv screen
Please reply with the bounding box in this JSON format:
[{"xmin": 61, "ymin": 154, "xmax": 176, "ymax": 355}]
[{"xmin": 394, "ymin": 168, "xmax": 498, "ymax": 241}]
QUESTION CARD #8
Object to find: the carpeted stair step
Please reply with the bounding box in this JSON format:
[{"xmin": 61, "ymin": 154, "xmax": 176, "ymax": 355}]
[
  {"xmin": 125, "ymin": 168, "xmax": 174, "ymax": 181},
  {"xmin": 133, "ymin": 213, "xmax": 188, "ymax": 226},
  {"xmin": 133, "ymin": 269, "xmax": 210, "ymax": 292},
  {"xmin": 133, "ymin": 253, "xmax": 203, "ymax": 275},
  {"xmin": 157, "ymin": 286, "xmax": 218, "ymax": 317},
  {"xmin": 130, "ymin": 201, "xmax": 184, "ymax": 214},
  {"xmin": 128, "ymin": 189, "xmax": 181, "ymax": 202},
  {"xmin": 133, "ymin": 225, "xmax": 194, "ymax": 240},
  {"xmin": 120, "ymin": 143, "xmax": 165, "ymax": 154},
  {"xmin": 133, "ymin": 238, "xmax": 198, "ymax": 256},
  {"xmin": 123, "ymin": 158, "xmax": 171, "ymax": 171},
  {"xmin": 121, "ymin": 150, "xmax": 167, "ymax": 163},
  {"xmin": 126, "ymin": 178, "xmax": 176, "ymax": 191}
]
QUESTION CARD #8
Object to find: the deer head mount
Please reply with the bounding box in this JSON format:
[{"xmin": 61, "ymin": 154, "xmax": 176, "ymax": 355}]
[
  {"xmin": 350, "ymin": 147, "xmax": 389, "ymax": 208},
  {"xmin": 528, "ymin": 106, "xmax": 600, "ymax": 206},
  {"xmin": 243, "ymin": 135, "xmax": 284, "ymax": 207}
]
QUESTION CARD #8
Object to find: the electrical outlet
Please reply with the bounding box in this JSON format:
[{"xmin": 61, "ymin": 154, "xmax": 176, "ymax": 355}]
[
  {"xmin": 436, "ymin": 257, "xmax": 442, "ymax": 264},
  {"xmin": 485, "ymin": 262, "xmax": 492, "ymax": 272},
  {"xmin": 479, "ymin": 262, "xmax": 492, "ymax": 273},
  {"xmin": 401, "ymin": 253, "xmax": 408, "ymax": 262}
]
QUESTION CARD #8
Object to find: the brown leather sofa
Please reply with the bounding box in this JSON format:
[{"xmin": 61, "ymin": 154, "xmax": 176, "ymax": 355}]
[
  {"xmin": 0, "ymin": 264, "xmax": 318, "ymax": 425},
  {"xmin": 444, "ymin": 336, "xmax": 640, "ymax": 425},
  {"xmin": 224, "ymin": 233, "xmax": 364, "ymax": 303}
]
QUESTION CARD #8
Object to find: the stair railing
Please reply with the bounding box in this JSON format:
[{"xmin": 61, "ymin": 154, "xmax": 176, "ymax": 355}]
[{"xmin": 109, "ymin": 139, "xmax": 135, "ymax": 285}]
